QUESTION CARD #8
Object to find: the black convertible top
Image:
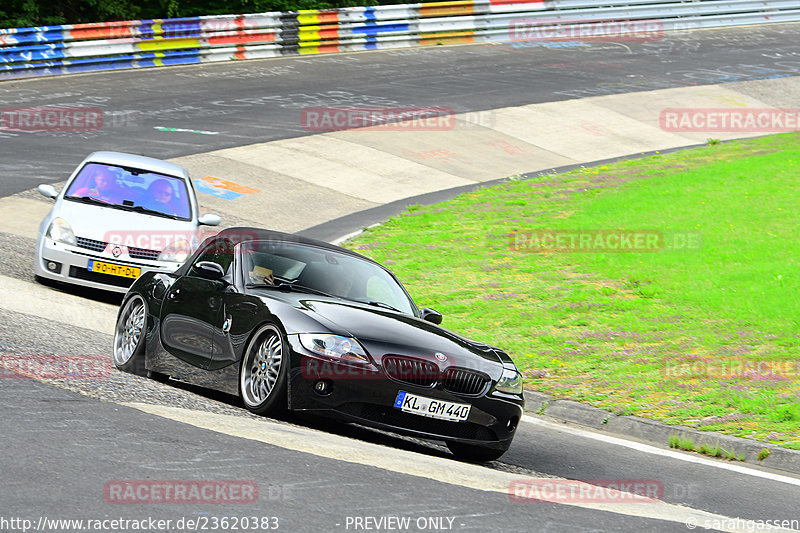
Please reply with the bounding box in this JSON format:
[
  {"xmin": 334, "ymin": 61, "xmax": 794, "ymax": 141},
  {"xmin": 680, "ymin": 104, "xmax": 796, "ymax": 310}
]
[
  {"xmin": 176, "ymin": 226, "xmax": 376, "ymax": 277},
  {"xmin": 216, "ymin": 226, "xmax": 367, "ymax": 258}
]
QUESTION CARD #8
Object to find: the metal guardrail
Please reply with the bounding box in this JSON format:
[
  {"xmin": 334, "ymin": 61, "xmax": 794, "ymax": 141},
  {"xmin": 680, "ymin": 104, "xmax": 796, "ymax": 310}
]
[{"xmin": 0, "ymin": 0, "xmax": 798, "ymax": 80}]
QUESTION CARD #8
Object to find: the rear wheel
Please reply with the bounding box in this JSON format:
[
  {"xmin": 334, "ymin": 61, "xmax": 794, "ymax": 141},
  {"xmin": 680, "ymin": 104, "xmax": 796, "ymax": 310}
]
[
  {"xmin": 112, "ymin": 295, "xmax": 147, "ymax": 376},
  {"xmin": 446, "ymin": 441, "xmax": 508, "ymax": 463},
  {"xmin": 239, "ymin": 323, "xmax": 288, "ymax": 416}
]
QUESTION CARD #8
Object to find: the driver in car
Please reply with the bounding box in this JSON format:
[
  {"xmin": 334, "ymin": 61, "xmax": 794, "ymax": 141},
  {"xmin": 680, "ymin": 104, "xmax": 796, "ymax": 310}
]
[{"xmin": 72, "ymin": 166, "xmax": 121, "ymax": 204}]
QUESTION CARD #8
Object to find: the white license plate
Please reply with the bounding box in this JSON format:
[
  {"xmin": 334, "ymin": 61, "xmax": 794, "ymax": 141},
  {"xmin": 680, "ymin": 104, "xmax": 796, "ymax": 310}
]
[{"xmin": 394, "ymin": 391, "xmax": 471, "ymax": 422}]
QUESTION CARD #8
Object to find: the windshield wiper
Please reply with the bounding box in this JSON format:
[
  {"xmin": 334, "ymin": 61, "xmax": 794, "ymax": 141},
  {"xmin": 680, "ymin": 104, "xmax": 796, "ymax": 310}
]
[
  {"xmin": 63, "ymin": 197, "xmax": 182, "ymax": 220},
  {"xmin": 248, "ymin": 280, "xmax": 336, "ymax": 298},
  {"xmin": 351, "ymin": 298, "xmax": 402, "ymax": 313},
  {"xmin": 126, "ymin": 205, "xmax": 182, "ymax": 220},
  {"xmin": 64, "ymin": 195, "xmax": 111, "ymax": 207}
]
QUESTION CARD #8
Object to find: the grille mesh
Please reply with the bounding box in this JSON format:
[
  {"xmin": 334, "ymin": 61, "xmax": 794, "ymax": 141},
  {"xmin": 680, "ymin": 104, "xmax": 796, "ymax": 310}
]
[
  {"xmin": 128, "ymin": 246, "xmax": 160, "ymax": 261},
  {"xmin": 382, "ymin": 356, "xmax": 438, "ymax": 388},
  {"xmin": 441, "ymin": 368, "xmax": 489, "ymax": 396},
  {"xmin": 75, "ymin": 237, "xmax": 106, "ymax": 252},
  {"xmin": 75, "ymin": 236, "xmax": 160, "ymax": 261},
  {"xmin": 383, "ymin": 356, "xmax": 492, "ymax": 396}
]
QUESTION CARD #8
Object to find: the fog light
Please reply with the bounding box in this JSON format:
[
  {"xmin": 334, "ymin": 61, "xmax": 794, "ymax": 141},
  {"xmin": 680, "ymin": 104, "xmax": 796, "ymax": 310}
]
[
  {"xmin": 46, "ymin": 260, "xmax": 62, "ymax": 273},
  {"xmin": 314, "ymin": 380, "xmax": 332, "ymax": 396}
]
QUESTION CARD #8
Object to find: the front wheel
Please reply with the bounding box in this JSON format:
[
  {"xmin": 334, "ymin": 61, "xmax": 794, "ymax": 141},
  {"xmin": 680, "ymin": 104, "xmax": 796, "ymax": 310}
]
[
  {"xmin": 112, "ymin": 295, "xmax": 147, "ymax": 375},
  {"xmin": 446, "ymin": 441, "xmax": 508, "ymax": 463},
  {"xmin": 239, "ymin": 323, "xmax": 288, "ymax": 416}
]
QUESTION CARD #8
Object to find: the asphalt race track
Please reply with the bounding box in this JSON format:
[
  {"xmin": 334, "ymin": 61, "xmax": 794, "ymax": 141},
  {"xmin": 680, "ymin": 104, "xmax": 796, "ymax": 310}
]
[{"xmin": 2, "ymin": 23, "xmax": 800, "ymax": 533}]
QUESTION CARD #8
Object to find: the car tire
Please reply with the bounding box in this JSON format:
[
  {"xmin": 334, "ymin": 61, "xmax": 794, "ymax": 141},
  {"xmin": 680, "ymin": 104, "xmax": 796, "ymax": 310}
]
[
  {"xmin": 446, "ymin": 441, "xmax": 508, "ymax": 463},
  {"xmin": 112, "ymin": 294, "xmax": 147, "ymax": 376},
  {"xmin": 239, "ymin": 323, "xmax": 288, "ymax": 416}
]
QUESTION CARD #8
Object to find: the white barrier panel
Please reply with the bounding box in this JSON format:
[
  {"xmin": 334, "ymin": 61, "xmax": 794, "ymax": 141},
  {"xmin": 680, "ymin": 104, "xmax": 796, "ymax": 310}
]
[{"xmin": 1, "ymin": 0, "xmax": 799, "ymax": 79}]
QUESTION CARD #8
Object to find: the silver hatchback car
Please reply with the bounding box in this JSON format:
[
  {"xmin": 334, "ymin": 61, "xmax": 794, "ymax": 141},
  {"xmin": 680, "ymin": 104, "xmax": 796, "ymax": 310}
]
[{"xmin": 35, "ymin": 151, "xmax": 221, "ymax": 293}]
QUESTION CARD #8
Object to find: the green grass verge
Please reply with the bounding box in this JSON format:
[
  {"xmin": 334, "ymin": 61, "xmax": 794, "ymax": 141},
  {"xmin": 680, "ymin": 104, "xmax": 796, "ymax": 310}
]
[{"xmin": 346, "ymin": 133, "xmax": 800, "ymax": 449}]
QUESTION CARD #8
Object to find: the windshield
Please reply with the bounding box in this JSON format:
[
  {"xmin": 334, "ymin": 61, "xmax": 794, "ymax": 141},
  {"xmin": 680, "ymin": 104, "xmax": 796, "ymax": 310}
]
[
  {"xmin": 64, "ymin": 162, "xmax": 192, "ymax": 220},
  {"xmin": 240, "ymin": 240, "xmax": 416, "ymax": 316}
]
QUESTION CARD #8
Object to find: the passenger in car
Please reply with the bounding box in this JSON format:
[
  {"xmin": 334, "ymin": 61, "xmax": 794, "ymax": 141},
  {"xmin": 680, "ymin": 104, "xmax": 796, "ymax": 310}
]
[{"xmin": 145, "ymin": 179, "xmax": 178, "ymax": 215}]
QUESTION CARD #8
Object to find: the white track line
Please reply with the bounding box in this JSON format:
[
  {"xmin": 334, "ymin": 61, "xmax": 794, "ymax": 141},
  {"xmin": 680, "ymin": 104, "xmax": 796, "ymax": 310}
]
[
  {"xmin": 523, "ymin": 415, "xmax": 800, "ymax": 487},
  {"xmin": 125, "ymin": 403, "xmax": 797, "ymax": 533},
  {"xmin": 0, "ymin": 274, "xmax": 116, "ymax": 334}
]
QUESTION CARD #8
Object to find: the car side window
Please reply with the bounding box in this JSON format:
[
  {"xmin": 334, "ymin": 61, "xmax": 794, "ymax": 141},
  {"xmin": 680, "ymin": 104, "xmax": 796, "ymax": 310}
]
[{"xmin": 191, "ymin": 239, "xmax": 234, "ymax": 276}]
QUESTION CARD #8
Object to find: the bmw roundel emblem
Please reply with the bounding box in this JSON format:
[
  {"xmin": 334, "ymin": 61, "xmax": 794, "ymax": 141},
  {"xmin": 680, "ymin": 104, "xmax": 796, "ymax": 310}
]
[{"xmin": 435, "ymin": 352, "xmax": 447, "ymax": 362}]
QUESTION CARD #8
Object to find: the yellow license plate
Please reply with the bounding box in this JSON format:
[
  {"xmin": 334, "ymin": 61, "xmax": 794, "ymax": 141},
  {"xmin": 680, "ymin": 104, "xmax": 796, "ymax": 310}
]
[{"xmin": 88, "ymin": 260, "xmax": 141, "ymax": 279}]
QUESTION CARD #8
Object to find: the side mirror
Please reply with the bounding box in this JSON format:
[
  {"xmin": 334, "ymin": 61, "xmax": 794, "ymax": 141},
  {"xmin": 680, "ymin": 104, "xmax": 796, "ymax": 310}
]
[
  {"xmin": 193, "ymin": 261, "xmax": 225, "ymax": 280},
  {"xmin": 420, "ymin": 308, "xmax": 443, "ymax": 325},
  {"xmin": 38, "ymin": 184, "xmax": 58, "ymax": 199},
  {"xmin": 198, "ymin": 213, "xmax": 221, "ymax": 226}
]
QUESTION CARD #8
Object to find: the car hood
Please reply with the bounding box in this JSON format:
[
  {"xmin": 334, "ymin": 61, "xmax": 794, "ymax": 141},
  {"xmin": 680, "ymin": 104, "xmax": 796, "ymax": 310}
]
[
  {"xmin": 257, "ymin": 291, "xmax": 506, "ymax": 370},
  {"xmin": 52, "ymin": 199, "xmax": 196, "ymax": 248}
]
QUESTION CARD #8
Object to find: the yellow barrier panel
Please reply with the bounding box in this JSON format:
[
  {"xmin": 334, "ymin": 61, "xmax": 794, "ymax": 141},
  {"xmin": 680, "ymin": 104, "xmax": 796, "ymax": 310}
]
[
  {"xmin": 299, "ymin": 29, "xmax": 341, "ymax": 42},
  {"xmin": 137, "ymin": 37, "xmax": 201, "ymax": 51},
  {"xmin": 297, "ymin": 10, "xmax": 340, "ymax": 25},
  {"xmin": 298, "ymin": 40, "xmax": 343, "ymax": 53},
  {"xmin": 420, "ymin": 1, "xmax": 475, "ymax": 17},
  {"xmin": 419, "ymin": 31, "xmax": 476, "ymax": 45}
]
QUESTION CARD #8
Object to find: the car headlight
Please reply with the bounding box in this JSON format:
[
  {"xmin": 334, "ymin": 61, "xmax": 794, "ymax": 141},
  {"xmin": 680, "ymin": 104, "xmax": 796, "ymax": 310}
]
[
  {"xmin": 298, "ymin": 334, "xmax": 369, "ymax": 363},
  {"xmin": 46, "ymin": 218, "xmax": 76, "ymax": 246},
  {"xmin": 495, "ymin": 367, "xmax": 523, "ymax": 394},
  {"xmin": 157, "ymin": 239, "xmax": 191, "ymax": 264}
]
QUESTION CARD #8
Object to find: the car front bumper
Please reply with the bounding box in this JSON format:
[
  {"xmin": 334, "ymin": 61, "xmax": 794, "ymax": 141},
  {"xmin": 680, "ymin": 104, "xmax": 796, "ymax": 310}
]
[
  {"xmin": 34, "ymin": 235, "xmax": 180, "ymax": 293},
  {"xmin": 287, "ymin": 348, "xmax": 524, "ymax": 448}
]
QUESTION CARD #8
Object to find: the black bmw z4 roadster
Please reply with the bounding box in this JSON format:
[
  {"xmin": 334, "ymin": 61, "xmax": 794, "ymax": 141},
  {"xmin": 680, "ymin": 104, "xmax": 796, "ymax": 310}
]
[{"xmin": 112, "ymin": 227, "xmax": 524, "ymax": 461}]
